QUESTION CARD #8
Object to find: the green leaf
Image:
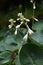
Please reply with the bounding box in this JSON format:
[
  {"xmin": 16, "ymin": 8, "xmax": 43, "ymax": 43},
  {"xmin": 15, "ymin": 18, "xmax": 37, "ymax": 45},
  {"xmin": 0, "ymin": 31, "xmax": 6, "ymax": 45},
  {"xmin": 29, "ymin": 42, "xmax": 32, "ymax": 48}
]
[
  {"xmin": 20, "ymin": 43, "xmax": 43, "ymax": 65},
  {"xmin": 0, "ymin": 28, "xmax": 27, "ymax": 52},
  {"xmin": 30, "ymin": 20, "xmax": 43, "ymax": 47},
  {"xmin": 0, "ymin": 46, "xmax": 5, "ymax": 52},
  {"xmin": 32, "ymin": 20, "xmax": 43, "ymax": 31},
  {"xmin": 30, "ymin": 31, "xmax": 43, "ymax": 47},
  {"xmin": 0, "ymin": 51, "xmax": 12, "ymax": 65}
]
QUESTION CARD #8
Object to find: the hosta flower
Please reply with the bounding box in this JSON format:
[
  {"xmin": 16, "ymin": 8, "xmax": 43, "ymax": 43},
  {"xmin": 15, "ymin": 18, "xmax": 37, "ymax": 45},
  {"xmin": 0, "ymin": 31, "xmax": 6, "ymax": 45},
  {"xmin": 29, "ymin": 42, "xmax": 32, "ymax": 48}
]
[
  {"xmin": 16, "ymin": 25, "xmax": 21, "ymax": 29},
  {"xmin": 14, "ymin": 22, "xmax": 23, "ymax": 35},
  {"xmin": 17, "ymin": 13, "xmax": 30, "ymax": 23},
  {"xmin": 28, "ymin": 28, "xmax": 34, "ymax": 35},
  {"xmin": 33, "ymin": 3, "xmax": 36, "ymax": 9},
  {"xmin": 13, "ymin": 21, "xmax": 16, "ymax": 23},
  {"xmin": 23, "ymin": 33, "xmax": 28, "ymax": 41},
  {"xmin": 26, "ymin": 25, "xmax": 34, "ymax": 35},
  {"xmin": 17, "ymin": 18, "xmax": 20, "ymax": 21},
  {"xmin": 8, "ymin": 24, "xmax": 13, "ymax": 28},
  {"xmin": 30, "ymin": 0, "xmax": 33, "ymax": 3},
  {"xmin": 20, "ymin": 22, "xmax": 23, "ymax": 24},
  {"xmin": 8, "ymin": 19, "xmax": 16, "ymax": 28},
  {"xmin": 33, "ymin": 18, "xmax": 39, "ymax": 21},
  {"xmin": 8, "ymin": 25, "xmax": 12, "ymax": 29},
  {"xmin": 18, "ymin": 13, "xmax": 24, "ymax": 20},
  {"xmin": 14, "ymin": 29, "xmax": 17, "ymax": 35},
  {"xmin": 24, "ymin": 18, "xmax": 30, "ymax": 22},
  {"xmin": 23, "ymin": 24, "xmax": 34, "ymax": 41},
  {"xmin": 9, "ymin": 19, "xmax": 14, "ymax": 22},
  {"xmin": 18, "ymin": 13, "xmax": 22, "ymax": 17}
]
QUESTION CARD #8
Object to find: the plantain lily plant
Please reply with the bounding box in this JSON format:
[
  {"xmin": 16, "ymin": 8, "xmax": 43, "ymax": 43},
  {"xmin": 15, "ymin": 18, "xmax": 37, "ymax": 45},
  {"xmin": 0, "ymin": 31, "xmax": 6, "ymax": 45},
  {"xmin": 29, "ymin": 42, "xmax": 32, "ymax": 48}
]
[{"xmin": 0, "ymin": 0, "xmax": 43, "ymax": 65}]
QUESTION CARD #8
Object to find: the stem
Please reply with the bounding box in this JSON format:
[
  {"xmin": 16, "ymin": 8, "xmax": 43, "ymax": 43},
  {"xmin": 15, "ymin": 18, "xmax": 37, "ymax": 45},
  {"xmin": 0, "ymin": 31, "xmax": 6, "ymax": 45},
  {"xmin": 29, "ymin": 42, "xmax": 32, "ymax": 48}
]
[
  {"xmin": 32, "ymin": 2, "xmax": 35, "ymax": 28},
  {"xmin": 33, "ymin": 3, "xmax": 35, "ymax": 23}
]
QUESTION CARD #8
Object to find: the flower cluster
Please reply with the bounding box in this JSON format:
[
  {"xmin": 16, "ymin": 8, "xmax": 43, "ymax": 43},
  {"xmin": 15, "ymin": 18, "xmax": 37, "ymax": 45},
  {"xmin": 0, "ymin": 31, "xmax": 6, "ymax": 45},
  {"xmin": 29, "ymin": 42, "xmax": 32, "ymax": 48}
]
[
  {"xmin": 8, "ymin": 13, "xmax": 34, "ymax": 41},
  {"xmin": 8, "ymin": 0, "xmax": 39, "ymax": 42}
]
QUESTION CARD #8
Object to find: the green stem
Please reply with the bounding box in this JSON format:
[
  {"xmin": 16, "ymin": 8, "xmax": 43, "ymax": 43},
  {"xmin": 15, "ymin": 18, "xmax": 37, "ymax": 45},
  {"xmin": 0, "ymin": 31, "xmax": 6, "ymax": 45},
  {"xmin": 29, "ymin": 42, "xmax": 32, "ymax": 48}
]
[
  {"xmin": 33, "ymin": 3, "xmax": 35, "ymax": 22},
  {"xmin": 32, "ymin": 2, "xmax": 35, "ymax": 28}
]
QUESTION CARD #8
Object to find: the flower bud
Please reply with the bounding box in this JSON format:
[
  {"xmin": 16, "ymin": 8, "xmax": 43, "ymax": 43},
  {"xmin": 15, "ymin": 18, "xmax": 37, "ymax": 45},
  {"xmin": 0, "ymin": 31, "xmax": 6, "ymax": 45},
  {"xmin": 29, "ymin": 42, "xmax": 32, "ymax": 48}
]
[
  {"xmin": 30, "ymin": 0, "xmax": 33, "ymax": 3},
  {"xmin": 28, "ymin": 28, "xmax": 34, "ymax": 35},
  {"xmin": 33, "ymin": 18, "xmax": 39, "ymax": 21},
  {"xmin": 14, "ymin": 29, "xmax": 17, "ymax": 35},
  {"xmin": 16, "ymin": 25, "xmax": 20, "ymax": 29},
  {"xmin": 23, "ymin": 33, "xmax": 28, "ymax": 41},
  {"xmin": 8, "ymin": 25, "xmax": 12, "ymax": 29},
  {"xmin": 9, "ymin": 19, "xmax": 14, "ymax": 22},
  {"xmin": 33, "ymin": 3, "xmax": 36, "ymax": 9},
  {"xmin": 18, "ymin": 13, "xmax": 22, "ymax": 17}
]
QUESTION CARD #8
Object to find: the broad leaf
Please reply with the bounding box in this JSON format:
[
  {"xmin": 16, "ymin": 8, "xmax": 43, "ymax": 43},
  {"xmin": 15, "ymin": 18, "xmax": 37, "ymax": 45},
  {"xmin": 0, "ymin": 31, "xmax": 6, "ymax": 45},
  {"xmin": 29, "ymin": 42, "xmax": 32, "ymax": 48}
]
[
  {"xmin": 0, "ymin": 51, "xmax": 12, "ymax": 65},
  {"xmin": 32, "ymin": 20, "xmax": 43, "ymax": 31},
  {"xmin": 30, "ymin": 20, "xmax": 43, "ymax": 47},
  {"xmin": 0, "ymin": 28, "xmax": 27, "ymax": 52},
  {"xmin": 30, "ymin": 31, "xmax": 43, "ymax": 47},
  {"xmin": 20, "ymin": 43, "xmax": 43, "ymax": 65}
]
